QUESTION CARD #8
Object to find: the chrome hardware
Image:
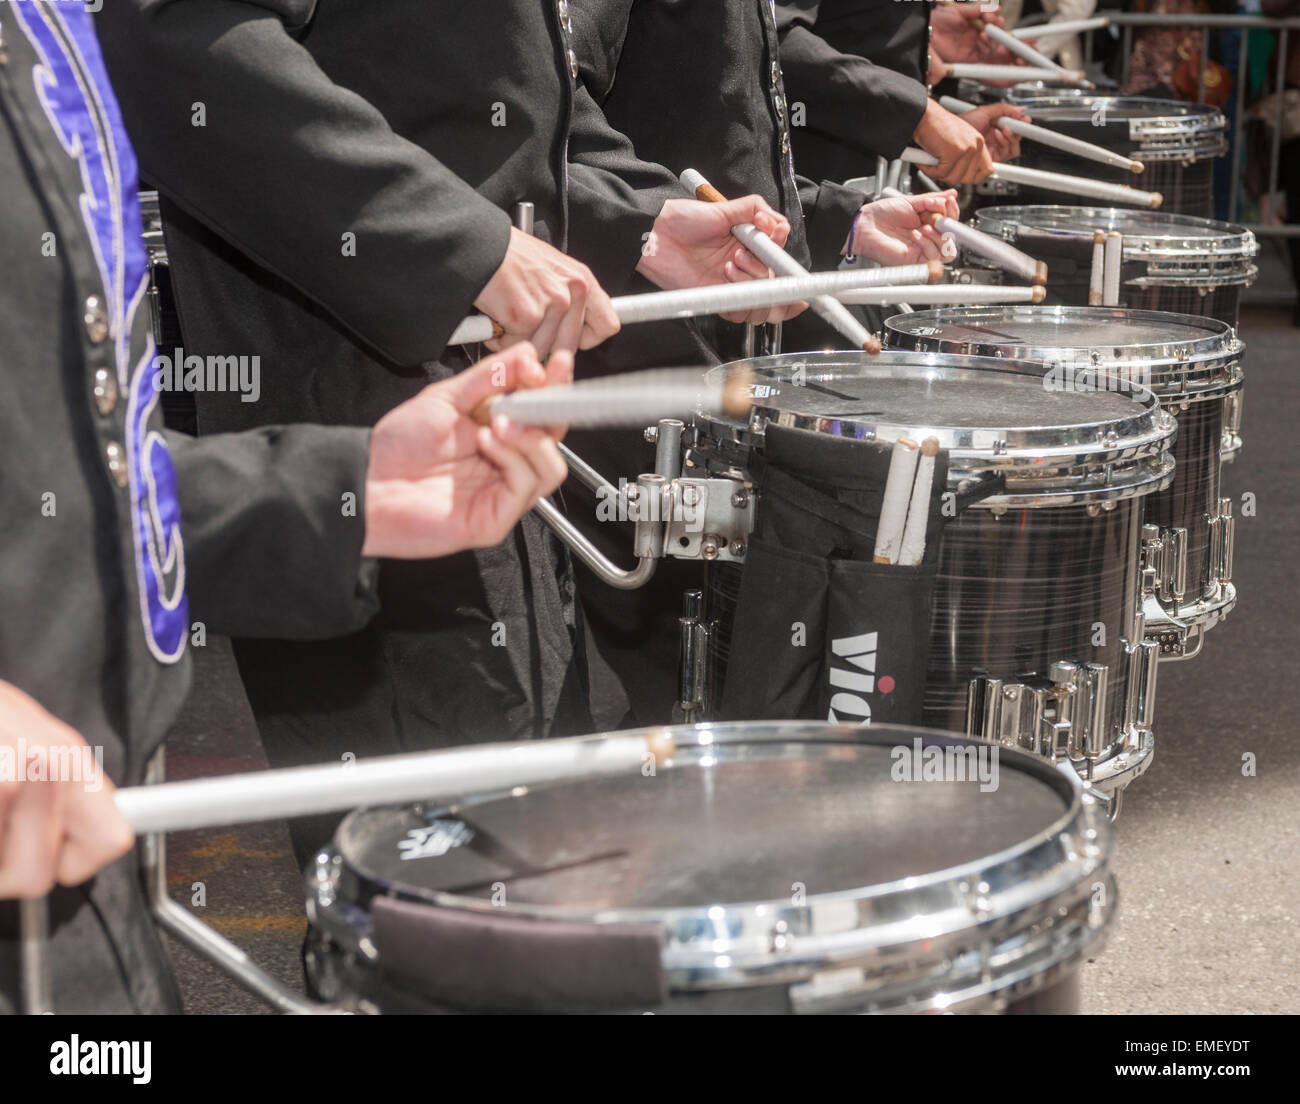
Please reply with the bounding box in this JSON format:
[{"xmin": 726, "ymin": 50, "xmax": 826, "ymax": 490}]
[
  {"xmin": 664, "ymin": 479, "xmax": 755, "ymax": 563},
  {"xmin": 1141, "ymin": 523, "xmax": 1188, "ymax": 605},
  {"xmin": 1123, "ymin": 636, "xmax": 1159, "ymax": 735},
  {"xmin": 1209, "ymin": 496, "xmax": 1235, "ymax": 588},
  {"xmin": 654, "ymin": 419, "xmax": 684, "ymax": 482},
  {"xmin": 1081, "ymin": 663, "xmax": 1109, "ymax": 761},
  {"xmin": 966, "ymin": 658, "xmax": 1113, "ymax": 766},
  {"xmin": 674, "ymin": 590, "xmax": 714, "ymax": 722}
]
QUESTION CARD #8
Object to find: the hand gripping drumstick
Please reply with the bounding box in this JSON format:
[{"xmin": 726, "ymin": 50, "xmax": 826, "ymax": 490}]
[
  {"xmin": 680, "ymin": 168, "xmax": 883, "ymax": 354},
  {"xmin": 980, "ymin": 22, "xmax": 1092, "ymax": 86},
  {"xmin": 943, "ymin": 62, "xmax": 1086, "ymax": 85},
  {"xmin": 874, "ymin": 438, "xmax": 920, "ymax": 565},
  {"xmin": 112, "ymin": 731, "xmax": 677, "ymax": 835},
  {"xmin": 879, "ymin": 185, "xmax": 1046, "ymax": 286},
  {"xmin": 899, "ymin": 147, "xmax": 1162, "ymax": 208},
  {"xmin": 447, "ymin": 263, "xmax": 941, "ymax": 347},
  {"xmin": 898, "ymin": 438, "xmax": 940, "ymax": 567},
  {"xmin": 470, "ymin": 364, "xmax": 754, "ymax": 428},
  {"xmin": 940, "ymin": 95, "xmax": 1143, "ymax": 175}
]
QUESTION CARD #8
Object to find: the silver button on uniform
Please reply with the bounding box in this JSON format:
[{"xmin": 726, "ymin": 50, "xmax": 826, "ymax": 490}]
[
  {"xmin": 567, "ymin": 48, "xmax": 579, "ymax": 79},
  {"xmin": 84, "ymin": 295, "xmax": 109, "ymax": 344},
  {"xmin": 93, "ymin": 367, "xmax": 117, "ymax": 416},
  {"xmin": 105, "ymin": 441, "xmax": 129, "ymax": 488},
  {"xmin": 557, "ymin": 0, "xmax": 572, "ymax": 32}
]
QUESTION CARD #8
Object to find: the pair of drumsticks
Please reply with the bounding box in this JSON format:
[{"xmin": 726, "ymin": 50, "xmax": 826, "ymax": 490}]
[{"xmin": 874, "ymin": 437, "xmax": 942, "ymax": 568}]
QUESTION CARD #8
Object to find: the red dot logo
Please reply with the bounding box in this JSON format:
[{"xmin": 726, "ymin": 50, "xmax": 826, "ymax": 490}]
[{"xmin": 878, "ymin": 675, "xmax": 896, "ymax": 695}]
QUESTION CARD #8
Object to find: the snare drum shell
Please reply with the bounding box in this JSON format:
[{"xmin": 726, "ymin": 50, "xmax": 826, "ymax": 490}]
[
  {"xmin": 968, "ymin": 206, "xmax": 1258, "ymax": 329},
  {"xmin": 885, "ymin": 308, "xmax": 1242, "ymax": 642},
  {"xmin": 1006, "ymin": 97, "xmax": 1228, "ymax": 218},
  {"xmin": 304, "ymin": 722, "xmax": 1115, "ymax": 1015}
]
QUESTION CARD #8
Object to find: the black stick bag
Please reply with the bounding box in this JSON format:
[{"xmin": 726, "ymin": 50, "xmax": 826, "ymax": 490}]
[{"xmin": 718, "ymin": 424, "xmax": 1002, "ymax": 725}]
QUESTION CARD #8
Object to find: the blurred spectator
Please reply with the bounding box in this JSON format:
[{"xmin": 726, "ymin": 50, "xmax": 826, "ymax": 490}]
[{"xmin": 1125, "ymin": 0, "xmax": 1234, "ymax": 103}]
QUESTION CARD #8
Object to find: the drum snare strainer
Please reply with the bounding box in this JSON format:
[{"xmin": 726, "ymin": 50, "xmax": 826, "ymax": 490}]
[
  {"xmin": 886, "ymin": 307, "xmax": 1242, "ymax": 660},
  {"xmin": 305, "ymin": 722, "xmax": 1116, "ymax": 1014},
  {"xmin": 690, "ymin": 350, "xmax": 1176, "ymax": 803}
]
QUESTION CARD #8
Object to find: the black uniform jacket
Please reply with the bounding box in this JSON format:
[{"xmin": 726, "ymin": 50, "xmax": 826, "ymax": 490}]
[
  {"xmin": 0, "ymin": 0, "xmax": 377, "ymax": 1013},
  {"xmin": 94, "ymin": 1, "xmax": 687, "ymax": 741},
  {"xmin": 775, "ymin": 0, "xmax": 933, "ymax": 185},
  {"xmin": 575, "ymin": 0, "xmax": 867, "ymax": 277}
]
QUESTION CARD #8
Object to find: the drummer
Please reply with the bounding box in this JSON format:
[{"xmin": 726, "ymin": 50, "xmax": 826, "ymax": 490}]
[
  {"xmin": 565, "ymin": 0, "xmax": 962, "ymax": 722},
  {"xmin": 775, "ymin": 0, "xmax": 1027, "ymax": 186},
  {"xmin": 93, "ymin": 2, "xmax": 803, "ymax": 868},
  {"xmin": 0, "ymin": 0, "xmax": 572, "ymax": 1013}
]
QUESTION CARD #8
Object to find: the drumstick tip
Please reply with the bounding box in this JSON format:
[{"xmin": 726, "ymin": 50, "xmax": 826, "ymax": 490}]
[
  {"xmin": 1031, "ymin": 284, "xmax": 1047, "ymax": 304},
  {"xmin": 1033, "ymin": 261, "xmax": 1048, "ymax": 287},
  {"xmin": 643, "ymin": 727, "xmax": 676, "ymax": 764},
  {"xmin": 1092, "ymin": 229, "xmax": 1107, "ymax": 245},
  {"xmin": 926, "ymin": 259, "xmax": 945, "ymax": 284},
  {"xmin": 862, "ymin": 336, "xmax": 883, "ymax": 355},
  {"xmin": 721, "ymin": 364, "xmax": 755, "ymax": 417},
  {"xmin": 1131, "ymin": 161, "xmax": 1145, "ymax": 175},
  {"xmin": 1149, "ymin": 192, "xmax": 1164, "ymax": 209},
  {"xmin": 470, "ymin": 394, "xmax": 499, "ymax": 426},
  {"xmin": 897, "ymin": 437, "xmax": 920, "ymax": 451},
  {"xmin": 920, "ymin": 437, "xmax": 940, "ymax": 458}
]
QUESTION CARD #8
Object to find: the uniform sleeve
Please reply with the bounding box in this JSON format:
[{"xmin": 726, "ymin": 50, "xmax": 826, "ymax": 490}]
[
  {"xmin": 564, "ymin": 83, "xmax": 686, "ymax": 295},
  {"xmin": 774, "ymin": 1, "xmax": 929, "ymax": 160},
  {"xmin": 94, "ymin": 0, "xmax": 512, "ymax": 367},
  {"xmin": 167, "ymin": 426, "xmax": 381, "ymax": 640},
  {"xmin": 796, "ymin": 176, "xmax": 868, "ymax": 269}
]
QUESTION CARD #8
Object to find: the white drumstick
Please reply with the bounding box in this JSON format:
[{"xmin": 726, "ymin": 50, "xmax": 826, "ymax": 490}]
[
  {"xmin": 681, "ymin": 168, "xmax": 879, "ymax": 353},
  {"xmin": 473, "ymin": 365, "xmax": 752, "ymax": 428},
  {"xmin": 447, "ymin": 263, "xmax": 941, "ymax": 346},
  {"xmin": 839, "ymin": 283, "xmax": 1047, "ymax": 306},
  {"xmin": 940, "ymin": 95, "xmax": 1143, "ymax": 174},
  {"xmin": 899, "ymin": 147, "xmax": 1162, "ymax": 208},
  {"xmin": 114, "ymin": 731, "xmax": 675, "ymax": 836},
  {"xmin": 899, "ymin": 438, "xmax": 940, "ymax": 567},
  {"xmin": 880, "ymin": 185, "xmax": 1045, "ymax": 284},
  {"xmin": 874, "ymin": 438, "xmax": 920, "ymax": 565},
  {"xmin": 981, "ymin": 23, "xmax": 1090, "ymax": 84},
  {"xmin": 1089, "ymin": 229, "xmax": 1106, "ymax": 306},
  {"xmin": 943, "ymin": 63, "xmax": 1085, "ymax": 85},
  {"xmin": 1103, "ymin": 230, "xmax": 1123, "ymax": 306},
  {"xmin": 1014, "ymin": 16, "xmax": 1110, "ymax": 40}
]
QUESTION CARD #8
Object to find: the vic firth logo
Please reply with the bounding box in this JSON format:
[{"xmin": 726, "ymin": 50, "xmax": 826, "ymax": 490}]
[
  {"xmin": 398, "ymin": 819, "xmax": 474, "ymax": 861},
  {"xmin": 827, "ymin": 631, "xmax": 895, "ymax": 725}
]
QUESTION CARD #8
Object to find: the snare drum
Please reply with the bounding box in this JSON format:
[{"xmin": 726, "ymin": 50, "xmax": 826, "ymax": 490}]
[
  {"xmin": 305, "ymin": 721, "xmax": 1116, "ymax": 1014},
  {"xmin": 690, "ymin": 351, "xmax": 1175, "ymax": 799},
  {"xmin": 886, "ymin": 307, "xmax": 1242, "ymax": 660},
  {"xmin": 998, "ymin": 97, "xmax": 1228, "ymax": 217},
  {"xmin": 968, "ymin": 206, "xmax": 1255, "ymax": 463}
]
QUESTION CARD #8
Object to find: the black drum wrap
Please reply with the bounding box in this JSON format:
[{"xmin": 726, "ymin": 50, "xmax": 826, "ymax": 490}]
[
  {"xmin": 304, "ymin": 722, "xmax": 1116, "ymax": 1014},
  {"xmin": 884, "ymin": 307, "xmax": 1242, "ymax": 650},
  {"xmin": 925, "ymin": 500, "xmax": 1142, "ymax": 737},
  {"xmin": 709, "ymin": 503, "xmax": 1142, "ymax": 745},
  {"xmin": 1143, "ymin": 398, "xmax": 1223, "ymax": 601},
  {"xmin": 1001, "ymin": 97, "xmax": 1228, "ymax": 218}
]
